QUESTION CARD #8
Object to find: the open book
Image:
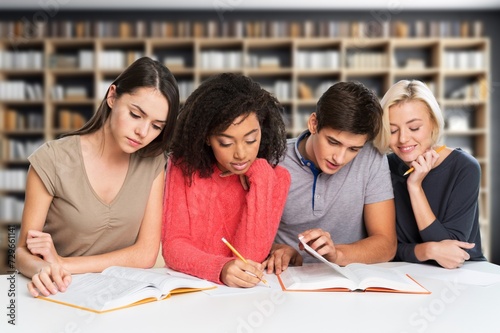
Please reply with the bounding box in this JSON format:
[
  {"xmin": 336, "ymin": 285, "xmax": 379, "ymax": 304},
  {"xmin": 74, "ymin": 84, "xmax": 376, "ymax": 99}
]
[
  {"xmin": 38, "ymin": 266, "xmax": 216, "ymax": 313},
  {"xmin": 277, "ymin": 238, "xmax": 430, "ymax": 294}
]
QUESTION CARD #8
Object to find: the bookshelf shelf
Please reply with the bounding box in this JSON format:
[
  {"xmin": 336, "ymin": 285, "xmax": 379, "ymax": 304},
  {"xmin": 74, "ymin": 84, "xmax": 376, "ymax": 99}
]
[
  {"xmin": 0, "ymin": 23, "xmax": 491, "ymax": 259},
  {"xmin": 246, "ymin": 68, "xmax": 293, "ymax": 75},
  {"xmin": 1, "ymin": 130, "xmax": 45, "ymax": 135}
]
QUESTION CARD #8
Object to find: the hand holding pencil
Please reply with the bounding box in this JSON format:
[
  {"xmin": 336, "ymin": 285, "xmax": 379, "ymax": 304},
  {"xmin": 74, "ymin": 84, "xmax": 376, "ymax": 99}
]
[
  {"xmin": 222, "ymin": 237, "xmax": 269, "ymax": 287},
  {"xmin": 403, "ymin": 145, "xmax": 446, "ymax": 176}
]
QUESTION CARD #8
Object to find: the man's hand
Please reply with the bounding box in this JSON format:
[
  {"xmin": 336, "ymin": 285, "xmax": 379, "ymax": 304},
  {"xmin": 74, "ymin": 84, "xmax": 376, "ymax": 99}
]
[
  {"xmin": 299, "ymin": 228, "xmax": 338, "ymax": 263},
  {"xmin": 264, "ymin": 243, "xmax": 303, "ymax": 275}
]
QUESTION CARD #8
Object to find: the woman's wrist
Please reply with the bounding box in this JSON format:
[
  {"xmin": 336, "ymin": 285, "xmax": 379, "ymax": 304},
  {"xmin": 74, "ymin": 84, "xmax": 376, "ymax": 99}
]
[{"xmin": 414, "ymin": 242, "xmax": 435, "ymax": 262}]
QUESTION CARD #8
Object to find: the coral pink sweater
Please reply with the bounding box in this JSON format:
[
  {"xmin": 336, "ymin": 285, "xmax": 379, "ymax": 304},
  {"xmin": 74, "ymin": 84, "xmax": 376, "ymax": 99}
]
[{"xmin": 161, "ymin": 158, "xmax": 290, "ymax": 284}]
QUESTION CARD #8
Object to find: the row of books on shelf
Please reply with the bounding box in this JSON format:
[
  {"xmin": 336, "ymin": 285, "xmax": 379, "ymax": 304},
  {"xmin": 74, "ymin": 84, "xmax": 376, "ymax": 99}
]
[
  {"xmin": 0, "ymin": 195, "xmax": 24, "ymax": 222},
  {"xmin": 446, "ymin": 79, "xmax": 487, "ymax": 101},
  {"xmin": 1, "ymin": 50, "xmax": 139, "ymax": 71},
  {"xmin": 0, "ymin": 50, "xmax": 43, "ymax": 70},
  {"xmin": 0, "ymin": 138, "xmax": 44, "ymax": 160},
  {"xmin": 3, "ymin": 109, "xmax": 44, "ymax": 131},
  {"xmin": 279, "ymin": 79, "xmax": 485, "ymax": 102},
  {"xmin": 0, "ymin": 80, "xmax": 132, "ymax": 102},
  {"xmin": 298, "ymin": 81, "xmax": 338, "ymax": 99},
  {"xmin": 199, "ymin": 51, "xmax": 243, "ymax": 70},
  {"xmin": 58, "ymin": 110, "xmax": 87, "ymax": 130},
  {"xmin": 260, "ymin": 81, "xmax": 291, "ymax": 101},
  {"xmin": 2, "ymin": 109, "xmax": 85, "ymax": 132},
  {"xmin": 0, "ymin": 50, "xmax": 487, "ymax": 72},
  {"xmin": 0, "ymin": 82, "xmax": 43, "ymax": 101},
  {"xmin": 296, "ymin": 51, "xmax": 340, "ymax": 69},
  {"xmin": 52, "ymin": 85, "xmax": 88, "ymax": 101},
  {"xmin": 346, "ymin": 52, "xmax": 388, "ymax": 69},
  {"xmin": 0, "ymin": 169, "xmax": 26, "ymax": 191},
  {"xmin": 392, "ymin": 20, "xmax": 483, "ymax": 39},
  {"xmin": 0, "ymin": 78, "xmax": 485, "ymax": 104},
  {"xmin": 0, "ymin": 19, "xmax": 484, "ymax": 39},
  {"xmin": 99, "ymin": 51, "xmax": 144, "ymax": 70},
  {"xmin": 177, "ymin": 80, "xmax": 195, "ymax": 102},
  {"xmin": 443, "ymin": 51, "xmax": 486, "ymax": 70},
  {"xmin": 49, "ymin": 50, "xmax": 94, "ymax": 69},
  {"xmin": 246, "ymin": 55, "xmax": 283, "ymax": 69},
  {"xmin": 0, "ymin": 83, "xmax": 488, "ymax": 106},
  {"xmin": 162, "ymin": 51, "xmax": 488, "ymax": 71}
]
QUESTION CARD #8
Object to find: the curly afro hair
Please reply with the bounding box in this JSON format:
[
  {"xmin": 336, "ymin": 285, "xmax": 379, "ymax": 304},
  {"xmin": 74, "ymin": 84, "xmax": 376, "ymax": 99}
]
[{"xmin": 170, "ymin": 72, "xmax": 287, "ymax": 182}]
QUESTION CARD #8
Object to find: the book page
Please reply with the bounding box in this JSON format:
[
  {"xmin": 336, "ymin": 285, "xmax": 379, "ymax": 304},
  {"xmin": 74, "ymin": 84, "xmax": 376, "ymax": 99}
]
[
  {"xmin": 40, "ymin": 273, "xmax": 160, "ymax": 312},
  {"xmin": 103, "ymin": 266, "xmax": 215, "ymax": 297},
  {"xmin": 296, "ymin": 238, "xmax": 428, "ymax": 293},
  {"xmin": 279, "ymin": 263, "xmax": 357, "ymax": 290},
  {"xmin": 347, "ymin": 264, "xmax": 428, "ymax": 293},
  {"xmin": 299, "ymin": 238, "xmax": 358, "ymax": 281}
]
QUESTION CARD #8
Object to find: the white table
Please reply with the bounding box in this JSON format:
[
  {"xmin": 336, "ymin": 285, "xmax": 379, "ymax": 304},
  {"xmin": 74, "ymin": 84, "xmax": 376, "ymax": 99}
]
[{"xmin": 2, "ymin": 261, "xmax": 500, "ymax": 333}]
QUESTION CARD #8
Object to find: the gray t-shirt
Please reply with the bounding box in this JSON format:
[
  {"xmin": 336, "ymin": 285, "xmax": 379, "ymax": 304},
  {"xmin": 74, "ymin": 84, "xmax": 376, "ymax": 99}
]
[{"xmin": 275, "ymin": 131, "xmax": 394, "ymax": 263}]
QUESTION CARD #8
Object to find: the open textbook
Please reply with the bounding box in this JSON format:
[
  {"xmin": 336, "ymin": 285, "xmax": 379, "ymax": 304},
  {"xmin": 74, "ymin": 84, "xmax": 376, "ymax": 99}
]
[
  {"xmin": 277, "ymin": 238, "xmax": 430, "ymax": 294},
  {"xmin": 38, "ymin": 266, "xmax": 216, "ymax": 313}
]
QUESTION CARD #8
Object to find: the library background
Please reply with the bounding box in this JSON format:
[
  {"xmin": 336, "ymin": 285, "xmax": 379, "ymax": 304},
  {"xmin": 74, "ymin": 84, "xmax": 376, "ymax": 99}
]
[{"xmin": 1, "ymin": 5, "xmax": 500, "ymax": 272}]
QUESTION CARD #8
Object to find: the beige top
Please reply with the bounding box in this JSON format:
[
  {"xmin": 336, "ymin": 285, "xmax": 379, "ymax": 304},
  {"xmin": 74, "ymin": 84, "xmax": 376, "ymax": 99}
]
[{"xmin": 28, "ymin": 135, "xmax": 166, "ymax": 257}]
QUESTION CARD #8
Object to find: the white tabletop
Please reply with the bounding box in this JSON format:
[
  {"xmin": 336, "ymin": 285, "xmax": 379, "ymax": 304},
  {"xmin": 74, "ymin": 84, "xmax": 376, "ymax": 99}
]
[{"xmin": 2, "ymin": 261, "xmax": 500, "ymax": 333}]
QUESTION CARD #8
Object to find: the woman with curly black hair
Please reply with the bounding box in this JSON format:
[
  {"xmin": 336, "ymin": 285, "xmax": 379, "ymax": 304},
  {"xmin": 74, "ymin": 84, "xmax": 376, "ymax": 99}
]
[{"xmin": 162, "ymin": 73, "xmax": 290, "ymax": 287}]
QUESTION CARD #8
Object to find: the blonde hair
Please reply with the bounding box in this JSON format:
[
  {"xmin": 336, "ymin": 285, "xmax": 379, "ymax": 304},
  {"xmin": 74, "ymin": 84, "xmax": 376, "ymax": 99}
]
[{"xmin": 374, "ymin": 80, "xmax": 444, "ymax": 154}]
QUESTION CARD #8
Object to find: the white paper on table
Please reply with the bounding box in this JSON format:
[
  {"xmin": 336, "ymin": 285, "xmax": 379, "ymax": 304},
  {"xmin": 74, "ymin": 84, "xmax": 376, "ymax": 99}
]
[{"xmin": 393, "ymin": 262, "xmax": 500, "ymax": 286}]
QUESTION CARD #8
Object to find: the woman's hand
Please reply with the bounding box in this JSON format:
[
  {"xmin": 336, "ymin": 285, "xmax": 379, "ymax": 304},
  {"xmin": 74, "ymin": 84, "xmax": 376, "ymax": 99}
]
[
  {"xmin": 407, "ymin": 148, "xmax": 441, "ymax": 185},
  {"xmin": 25, "ymin": 230, "xmax": 62, "ymax": 265},
  {"xmin": 427, "ymin": 240, "xmax": 475, "ymax": 269},
  {"xmin": 28, "ymin": 264, "xmax": 72, "ymax": 297},
  {"xmin": 220, "ymin": 259, "xmax": 264, "ymax": 287}
]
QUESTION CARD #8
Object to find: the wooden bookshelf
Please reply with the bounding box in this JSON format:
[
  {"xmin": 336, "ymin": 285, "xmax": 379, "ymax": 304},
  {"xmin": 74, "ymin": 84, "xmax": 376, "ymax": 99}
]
[{"xmin": 0, "ymin": 30, "xmax": 491, "ymax": 262}]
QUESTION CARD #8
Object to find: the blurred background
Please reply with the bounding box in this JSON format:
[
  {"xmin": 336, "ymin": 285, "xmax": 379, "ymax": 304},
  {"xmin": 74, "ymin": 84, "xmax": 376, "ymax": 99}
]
[{"xmin": 1, "ymin": 0, "xmax": 499, "ymax": 271}]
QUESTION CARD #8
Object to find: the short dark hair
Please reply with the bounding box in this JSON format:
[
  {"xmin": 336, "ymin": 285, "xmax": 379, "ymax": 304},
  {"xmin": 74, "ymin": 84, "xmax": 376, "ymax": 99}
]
[
  {"xmin": 61, "ymin": 56, "xmax": 180, "ymax": 157},
  {"xmin": 316, "ymin": 81, "xmax": 382, "ymax": 141},
  {"xmin": 170, "ymin": 73, "xmax": 287, "ymax": 181}
]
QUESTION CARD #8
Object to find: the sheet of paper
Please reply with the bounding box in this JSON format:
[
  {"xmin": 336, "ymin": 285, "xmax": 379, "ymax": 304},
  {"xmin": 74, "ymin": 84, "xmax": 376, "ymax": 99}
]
[
  {"xmin": 157, "ymin": 267, "xmax": 277, "ymax": 295},
  {"xmin": 393, "ymin": 262, "xmax": 500, "ymax": 286},
  {"xmin": 202, "ymin": 273, "xmax": 279, "ymax": 296}
]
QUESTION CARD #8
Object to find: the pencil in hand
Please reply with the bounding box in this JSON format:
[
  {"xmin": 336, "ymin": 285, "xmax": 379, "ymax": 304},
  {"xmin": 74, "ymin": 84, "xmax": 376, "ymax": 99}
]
[
  {"xmin": 403, "ymin": 145, "xmax": 446, "ymax": 176},
  {"xmin": 221, "ymin": 237, "xmax": 270, "ymax": 287}
]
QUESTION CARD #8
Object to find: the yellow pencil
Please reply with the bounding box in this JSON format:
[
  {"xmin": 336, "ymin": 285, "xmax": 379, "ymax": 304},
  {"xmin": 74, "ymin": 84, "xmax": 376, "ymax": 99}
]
[
  {"xmin": 221, "ymin": 237, "xmax": 269, "ymax": 287},
  {"xmin": 403, "ymin": 145, "xmax": 446, "ymax": 176}
]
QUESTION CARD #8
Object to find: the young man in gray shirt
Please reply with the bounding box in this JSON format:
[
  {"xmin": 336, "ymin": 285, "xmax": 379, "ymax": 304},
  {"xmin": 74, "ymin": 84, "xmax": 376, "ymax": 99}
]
[{"xmin": 266, "ymin": 81, "xmax": 396, "ymax": 274}]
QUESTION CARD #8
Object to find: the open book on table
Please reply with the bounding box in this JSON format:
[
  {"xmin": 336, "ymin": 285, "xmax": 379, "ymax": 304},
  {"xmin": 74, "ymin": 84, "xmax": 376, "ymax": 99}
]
[
  {"xmin": 277, "ymin": 238, "xmax": 430, "ymax": 294},
  {"xmin": 38, "ymin": 266, "xmax": 216, "ymax": 313}
]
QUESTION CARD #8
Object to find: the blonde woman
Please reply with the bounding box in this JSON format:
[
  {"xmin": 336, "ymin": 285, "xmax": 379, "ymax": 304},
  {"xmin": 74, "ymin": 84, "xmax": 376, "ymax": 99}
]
[{"xmin": 374, "ymin": 80, "xmax": 485, "ymax": 268}]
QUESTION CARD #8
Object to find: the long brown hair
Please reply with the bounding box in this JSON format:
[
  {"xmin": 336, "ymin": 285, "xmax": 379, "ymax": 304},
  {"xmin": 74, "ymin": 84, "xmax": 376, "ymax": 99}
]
[{"xmin": 61, "ymin": 57, "xmax": 179, "ymax": 157}]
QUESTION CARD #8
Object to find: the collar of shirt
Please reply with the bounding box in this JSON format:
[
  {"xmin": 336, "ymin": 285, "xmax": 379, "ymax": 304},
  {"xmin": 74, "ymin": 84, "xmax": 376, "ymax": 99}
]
[
  {"xmin": 295, "ymin": 130, "xmax": 322, "ymax": 208},
  {"xmin": 295, "ymin": 130, "xmax": 321, "ymax": 178}
]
